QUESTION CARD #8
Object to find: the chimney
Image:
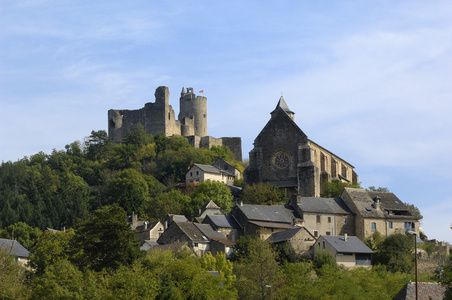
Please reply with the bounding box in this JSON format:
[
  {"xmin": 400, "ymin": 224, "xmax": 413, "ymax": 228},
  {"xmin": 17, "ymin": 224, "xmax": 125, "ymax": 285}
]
[
  {"xmin": 144, "ymin": 221, "xmax": 148, "ymax": 230},
  {"xmin": 344, "ymin": 234, "xmax": 348, "ymax": 241},
  {"xmin": 373, "ymin": 197, "xmax": 381, "ymax": 210},
  {"xmin": 239, "ymin": 200, "xmax": 243, "ymax": 206}
]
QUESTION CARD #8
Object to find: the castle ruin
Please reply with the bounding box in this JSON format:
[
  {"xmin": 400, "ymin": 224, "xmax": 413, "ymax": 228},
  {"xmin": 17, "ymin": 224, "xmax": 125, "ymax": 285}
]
[{"xmin": 108, "ymin": 86, "xmax": 242, "ymax": 160}]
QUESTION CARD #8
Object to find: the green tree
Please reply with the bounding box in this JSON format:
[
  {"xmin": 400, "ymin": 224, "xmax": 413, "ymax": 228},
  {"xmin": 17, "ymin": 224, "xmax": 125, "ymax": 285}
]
[
  {"xmin": 367, "ymin": 186, "xmax": 389, "ymax": 192},
  {"xmin": 73, "ymin": 205, "xmax": 141, "ymax": 272},
  {"xmin": 200, "ymin": 252, "xmax": 236, "ymax": 290},
  {"xmin": 240, "ymin": 182, "xmax": 286, "ymax": 205},
  {"xmin": 147, "ymin": 190, "xmax": 189, "ymax": 221},
  {"xmin": 322, "ymin": 180, "xmax": 361, "ymax": 198},
  {"xmin": 314, "ymin": 249, "xmax": 337, "ymax": 270},
  {"xmin": 373, "ymin": 233, "xmax": 414, "ymax": 273},
  {"xmin": 105, "ymin": 169, "xmax": 149, "ymax": 215},
  {"xmin": 28, "ymin": 228, "xmax": 77, "ymax": 275},
  {"xmin": 234, "ymin": 237, "xmax": 279, "ymax": 300},
  {"xmin": 0, "ymin": 249, "xmax": 29, "ymax": 299},
  {"xmin": 0, "ymin": 221, "xmax": 42, "ymax": 249},
  {"xmin": 189, "ymin": 180, "xmax": 234, "ymax": 215}
]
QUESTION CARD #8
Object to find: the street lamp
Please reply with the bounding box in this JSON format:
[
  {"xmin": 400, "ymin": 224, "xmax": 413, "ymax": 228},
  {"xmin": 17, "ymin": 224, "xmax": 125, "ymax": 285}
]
[
  {"xmin": 265, "ymin": 285, "xmax": 272, "ymax": 300},
  {"xmin": 407, "ymin": 230, "xmax": 418, "ymax": 300}
]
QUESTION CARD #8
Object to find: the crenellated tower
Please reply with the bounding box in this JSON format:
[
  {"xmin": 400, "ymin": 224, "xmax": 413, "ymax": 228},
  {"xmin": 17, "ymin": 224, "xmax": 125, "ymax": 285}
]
[{"xmin": 179, "ymin": 87, "xmax": 207, "ymax": 137}]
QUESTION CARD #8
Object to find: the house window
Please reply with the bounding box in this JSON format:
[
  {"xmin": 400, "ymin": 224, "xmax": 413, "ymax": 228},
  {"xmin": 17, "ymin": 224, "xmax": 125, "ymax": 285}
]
[
  {"xmin": 328, "ymin": 217, "xmax": 331, "ymax": 223},
  {"xmin": 404, "ymin": 222, "xmax": 414, "ymax": 231},
  {"xmin": 343, "ymin": 217, "xmax": 348, "ymax": 225},
  {"xmin": 322, "ymin": 241, "xmax": 325, "ymax": 249},
  {"xmin": 194, "ymin": 243, "xmax": 198, "ymax": 247},
  {"xmin": 371, "ymin": 222, "xmax": 376, "ymax": 232},
  {"xmin": 190, "ymin": 172, "xmax": 193, "ymax": 177},
  {"xmin": 326, "ymin": 231, "xmax": 331, "ymax": 236},
  {"xmin": 313, "ymin": 230, "xmax": 319, "ymax": 238},
  {"xmin": 316, "ymin": 215, "xmax": 321, "ymax": 223},
  {"xmin": 196, "ymin": 171, "xmax": 199, "ymax": 175},
  {"xmin": 389, "ymin": 221, "xmax": 393, "ymax": 229}
]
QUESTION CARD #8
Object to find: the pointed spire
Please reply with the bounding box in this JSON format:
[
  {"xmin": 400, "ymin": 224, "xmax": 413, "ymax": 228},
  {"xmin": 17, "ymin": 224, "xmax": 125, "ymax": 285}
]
[
  {"xmin": 181, "ymin": 87, "xmax": 186, "ymax": 95},
  {"xmin": 271, "ymin": 96, "xmax": 295, "ymax": 120}
]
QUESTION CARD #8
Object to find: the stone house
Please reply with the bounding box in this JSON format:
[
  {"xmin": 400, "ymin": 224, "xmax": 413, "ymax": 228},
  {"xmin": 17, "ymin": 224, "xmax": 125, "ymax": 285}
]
[
  {"xmin": 0, "ymin": 238, "xmax": 30, "ymax": 267},
  {"xmin": 291, "ymin": 196, "xmax": 355, "ymax": 238},
  {"xmin": 340, "ymin": 188, "xmax": 420, "ymax": 239},
  {"xmin": 202, "ymin": 214, "xmax": 240, "ymax": 242},
  {"xmin": 193, "ymin": 200, "xmax": 225, "ymax": 223},
  {"xmin": 194, "ymin": 223, "xmax": 235, "ymax": 257},
  {"xmin": 186, "ymin": 163, "xmax": 236, "ymax": 185},
  {"xmin": 164, "ymin": 214, "xmax": 188, "ymax": 230},
  {"xmin": 134, "ymin": 221, "xmax": 165, "ymax": 243},
  {"xmin": 230, "ymin": 204, "xmax": 301, "ymax": 240},
  {"xmin": 314, "ymin": 235, "xmax": 373, "ymax": 268},
  {"xmin": 244, "ymin": 96, "xmax": 358, "ymax": 197},
  {"xmin": 157, "ymin": 221, "xmax": 233, "ymax": 257},
  {"xmin": 393, "ymin": 282, "xmax": 445, "ymax": 300},
  {"xmin": 157, "ymin": 221, "xmax": 211, "ymax": 256},
  {"xmin": 267, "ymin": 226, "xmax": 315, "ymax": 256},
  {"xmin": 212, "ymin": 157, "xmax": 241, "ymax": 181}
]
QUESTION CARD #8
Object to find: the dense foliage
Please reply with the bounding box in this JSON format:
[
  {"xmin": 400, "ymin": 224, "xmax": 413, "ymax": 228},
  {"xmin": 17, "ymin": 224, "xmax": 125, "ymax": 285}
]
[
  {"xmin": 0, "ymin": 233, "xmax": 420, "ymax": 300},
  {"xmin": 0, "ymin": 129, "xmax": 244, "ymax": 230}
]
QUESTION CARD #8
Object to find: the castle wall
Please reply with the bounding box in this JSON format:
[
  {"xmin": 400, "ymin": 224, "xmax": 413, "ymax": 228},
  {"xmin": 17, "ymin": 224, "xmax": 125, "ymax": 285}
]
[{"xmin": 108, "ymin": 86, "xmax": 242, "ymax": 161}]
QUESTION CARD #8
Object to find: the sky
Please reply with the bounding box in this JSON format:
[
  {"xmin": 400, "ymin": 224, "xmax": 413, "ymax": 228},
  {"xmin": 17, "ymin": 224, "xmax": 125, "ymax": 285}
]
[{"xmin": 1, "ymin": 1, "xmax": 451, "ymax": 243}]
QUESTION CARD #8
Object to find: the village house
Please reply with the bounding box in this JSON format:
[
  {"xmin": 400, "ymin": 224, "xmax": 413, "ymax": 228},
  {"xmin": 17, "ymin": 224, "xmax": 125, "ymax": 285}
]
[
  {"xmin": 230, "ymin": 203, "xmax": 301, "ymax": 240},
  {"xmin": 134, "ymin": 221, "xmax": 165, "ymax": 243},
  {"xmin": 186, "ymin": 163, "xmax": 237, "ymax": 185},
  {"xmin": 157, "ymin": 221, "xmax": 233, "ymax": 257},
  {"xmin": 202, "ymin": 214, "xmax": 240, "ymax": 242},
  {"xmin": 314, "ymin": 235, "xmax": 373, "ymax": 268},
  {"xmin": 340, "ymin": 188, "xmax": 420, "ymax": 239},
  {"xmin": 193, "ymin": 200, "xmax": 225, "ymax": 223},
  {"xmin": 267, "ymin": 226, "xmax": 315, "ymax": 257},
  {"xmin": 0, "ymin": 238, "xmax": 30, "ymax": 267},
  {"xmin": 291, "ymin": 196, "xmax": 355, "ymax": 238}
]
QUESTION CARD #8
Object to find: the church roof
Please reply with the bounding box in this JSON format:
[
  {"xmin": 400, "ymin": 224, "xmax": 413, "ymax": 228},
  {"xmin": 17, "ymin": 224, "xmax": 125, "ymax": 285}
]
[{"xmin": 271, "ymin": 96, "xmax": 294, "ymax": 115}]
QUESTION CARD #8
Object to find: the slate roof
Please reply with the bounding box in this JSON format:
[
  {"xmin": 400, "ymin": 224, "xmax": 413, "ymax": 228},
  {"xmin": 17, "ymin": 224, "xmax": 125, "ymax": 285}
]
[
  {"xmin": 191, "ymin": 163, "xmax": 222, "ymax": 174},
  {"xmin": 297, "ymin": 197, "xmax": 353, "ymax": 215},
  {"xmin": 248, "ymin": 221, "xmax": 295, "ymax": 230},
  {"xmin": 175, "ymin": 221, "xmax": 210, "ymax": 242},
  {"xmin": 194, "ymin": 223, "xmax": 227, "ymax": 241},
  {"xmin": 268, "ymin": 227, "xmax": 308, "ymax": 243},
  {"xmin": 343, "ymin": 188, "xmax": 416, "ymax": 219},
  {"xmin": 166, "ymin": 214, "xmax": 189, "ymax": 223},
  {"xmin": 321, "ymin": 235, "xmax": 374, "ymax": 254},
  {"xmin": 271, "ymin": 96, "xmax": 294, "ymax": 115},
  {"xmin": 235, "ymin": 204, "xmax": 296, "ymax": 224},
  {"xmin": 392, "ymin": 282, "xmax": 445, "ymax": 300},
  {"xmin": 135, "ymin": 221, "xmax": 161, "ymax": 231},
  {"xmin": 0, "ymin": 238, "xmax": 30, "ymax": 258},
  {"xmin": 203, "ymin": 215, "xmax": 240, "ymax": 229}
]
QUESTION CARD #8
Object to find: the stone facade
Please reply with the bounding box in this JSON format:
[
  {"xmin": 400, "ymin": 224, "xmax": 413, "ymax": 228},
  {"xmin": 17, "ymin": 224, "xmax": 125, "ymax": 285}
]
[
  {"xmin": 244, "ymin": 96, "xmax": 358, "ymax": 197},
  {"xmin": 340, "ymin": 188, "xmax": 420, "ymax": 239},
  {"xmin": 108, "ymin": 86, "xmax": 242, "ymax": 160}
]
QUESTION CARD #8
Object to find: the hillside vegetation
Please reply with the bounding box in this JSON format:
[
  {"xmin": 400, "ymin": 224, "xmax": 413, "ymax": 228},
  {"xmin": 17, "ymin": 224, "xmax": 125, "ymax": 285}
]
[{"xmin": 0, "ymin": 127, "xmax": 244, "ymax": 230}]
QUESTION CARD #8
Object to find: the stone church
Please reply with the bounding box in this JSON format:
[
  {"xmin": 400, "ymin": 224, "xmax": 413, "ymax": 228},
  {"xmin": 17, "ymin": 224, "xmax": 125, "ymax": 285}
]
[
  {"xmin": 108, "ymin": 86, "xmax": 242, "ymax": 160},
  {"xmin": 244, "ymin": 97, "xmax": 358, "ymax": 197}
]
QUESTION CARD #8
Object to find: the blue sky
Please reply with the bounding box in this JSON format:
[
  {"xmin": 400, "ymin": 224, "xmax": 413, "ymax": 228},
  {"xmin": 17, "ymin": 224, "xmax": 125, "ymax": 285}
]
[{"xmin": 1, "ymin": 1, "xmax": 451, "ymax": 242}]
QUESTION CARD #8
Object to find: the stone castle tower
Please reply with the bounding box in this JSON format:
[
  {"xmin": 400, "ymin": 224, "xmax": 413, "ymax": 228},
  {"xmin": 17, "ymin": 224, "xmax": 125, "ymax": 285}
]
[
  {"xmin": 108, "ymin": 86, "xmax": 242, "ymax": 160},
  {"xmin": 244, "ymin": 97, "xmax": 357, "ymax": 196}
]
